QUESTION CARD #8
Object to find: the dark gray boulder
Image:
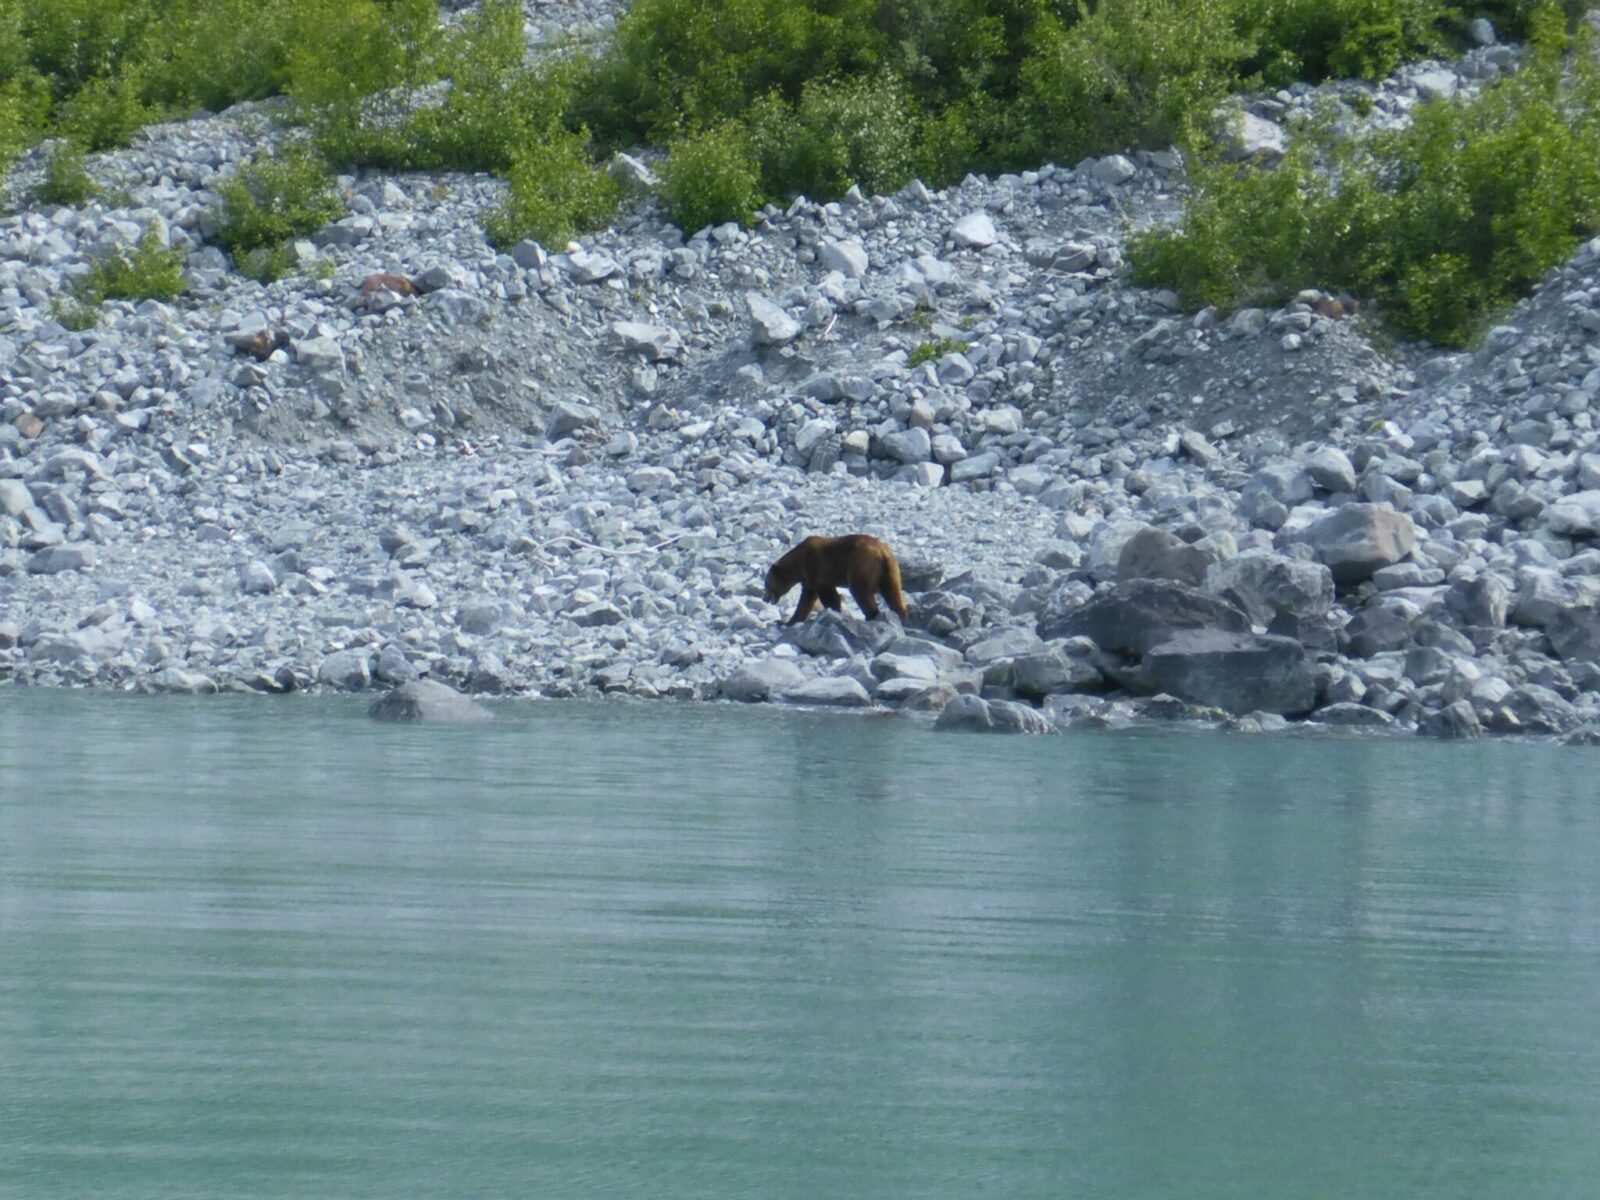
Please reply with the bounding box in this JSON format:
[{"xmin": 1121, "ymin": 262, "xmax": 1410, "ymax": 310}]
[
  {"xmin": 782, "ymin": 611, "xmax": 900, "ymax": 658},
  {"xmin": 1491, "ymin": 685, "xmax": 1582, "ymax": 735},
  {"xmin": 368, "ymin": 679, "xmax": 495, "ymax": 723},
  {"xmin": 1444, "ymin": 574, "xmax": 1510, "ymax": 629},
  {"xmin": 1545, "ymin": 607, "xmax": 1600, "ymax": 664},
  {"xmin": 1116, "ymin": 526, "xmax": 1211, "ymax": 587},
  {"xmin": 1420, "ymin": 700, "xmax": 1484, "ymax": 739},
  {"xmin": 1038, "ymin": 579, "xmax": 1249, "ymax": 654},
  {"xmin": 933, "ymin": 693, "xmax": 1052, "ymax": 734},
  {"xmin": 1345, "ymin": 605, "xmax": 1414, "ymax": 658},
  {"xmin": 1134, "ymin": 630, "xmax": 1316, "ymax": 715},
  {"xmin": 1312, "ymin": 701, "xmax": 1397, "ymax": 729},
  {"xmin": 1205, "ymin": 551, "xmax": 1335, "ymax": 623}
]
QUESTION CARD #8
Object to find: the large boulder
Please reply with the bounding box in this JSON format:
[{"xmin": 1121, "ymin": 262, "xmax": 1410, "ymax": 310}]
[
  {"xmin": 933, "ymin": 693, "xmax": 1052, "ymax": 734},
  {"xmin": 1287, "ymin": 504, "xmax": 1416, "ymax": 585},
  {"xmin": 721, "ymin": 658, "xmax": 807, "ymax": 702},
  {"xmin": 1545, "ymin": 607, "xmax": 1600, "ymax": 664},
  {"xmin": 782, "ymin": 611, "xmax": 900, "ymax": 659},
  {"xmin": 1544, "ymin": 490, "xmax": 1600, "ymax": 537},
  {"xmin": 1134, "ymin": 630, "xmax": 1316, "ymax": 715},
  {"xmin": 368, "ymin": 679, "xmax": 494, "ymax": 723},
  {"xmin": 1039, "ymin": 579, "xmax": 1249, "ymax": 655},
  {"xmin": 317, "ymin": 649, "xmax": 371, "ymax": 691},
  {"xmin": 1116, "ymin": 525, "xmax": 1211, "ymax": 587},
  {"xmin": 1204, "ymin": 551, "xmax": 1334, "ymax": 623}
]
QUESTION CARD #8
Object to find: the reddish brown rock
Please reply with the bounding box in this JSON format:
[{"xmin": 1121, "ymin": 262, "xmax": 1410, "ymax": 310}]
[
  {"xmin": 227, "ymin": 329, "xmax": 277, "ymax": 360},
  {"xmin": 360, "ymin": 272, "xmax": 418, "ymax": 297},
  {"xmin": 14, "ymin": 412, "xmax": 43, "ymax": 439},
  {"xmin": 1313, "ymin": 296, "xmax": 1345, "ymax": 320}
]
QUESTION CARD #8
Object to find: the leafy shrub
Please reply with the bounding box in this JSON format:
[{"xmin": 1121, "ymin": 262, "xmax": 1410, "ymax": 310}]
[
  {"xmin": 658, "ymin": 122, "xmax": 762, "ymax": 232},
  {"xmin": 483, "ymin": 127, "xmax": 622, "ymax": 248},
  {"xmin": 1130, "ymin": 3, "xmax": 1600, "ymax": 346},
  {"xmin": 908, "ymin": 336, "xmax": 968, "ymax": 366},
  {"xmin": 1016, "ymin": 1, "xmax": 1252, "ymax": 168},
  {"xmin": 211, "ymin": 144, "xmax": 345, "ymax": 253},
  {"xmin": 56, "ymin": 71, "xmax": 153, "ymax": 150},
  {"xmin": 745, "ymin": 73, "xmax": 921, "ymax": 199},
  {"xmin": 35, "ymin": 139, "xmax": 97, "ymax": 205},
  {"xmin": 63, "ymin": 230, "xmax": 187, "ymax": 323}
]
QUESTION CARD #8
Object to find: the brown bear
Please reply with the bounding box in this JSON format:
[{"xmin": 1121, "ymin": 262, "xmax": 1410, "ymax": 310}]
[{"xmin": 764, "ymin": 534, "xmax": 910, "ymax": 625}]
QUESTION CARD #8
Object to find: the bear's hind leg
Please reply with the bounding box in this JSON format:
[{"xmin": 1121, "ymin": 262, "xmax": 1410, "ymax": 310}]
[
  {"xmin": 849, "ymin": 583, "xmax": 881, "ymax": 619},
  {"xmin": 820, "ymin": 586, "xmax": 845, "ymax": 613}
]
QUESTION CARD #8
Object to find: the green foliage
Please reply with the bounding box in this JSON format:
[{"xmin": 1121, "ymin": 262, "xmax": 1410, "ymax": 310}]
[
  {"xmin": 35, "ymin": 139, "xmax": 97, "ymax": 205},
  {"xmin": 67, "ymin": 230, "xmax": 187, "ymax": 319},
  {"xmin": 1130, "ymin": 4, "xmax": 1600, "ymax": 346},
  {"xmin": 211, "ymin": 145, "xmax": 345, "ymax": 254},
  {"xmin": 484, "ymin": 128, "xmax": 623, "ymax": 248},
  {"xmin": 1016, "ymin": 1, "xmax": 1252, "ymax": 167},
  {"xmin": 1238, "ymin": 0, "xmax": 1446, "ymax": 87},
  {"xmin": 658, "ymin": 122, "xmax": 762, "ymax": 232},
  {"xmin": 908, "ymin": 336, "xmax": 968, "ymax": 366},
  {"xmin": 746, "ymin": 73, "xmax": 921, "ymax": 199}
]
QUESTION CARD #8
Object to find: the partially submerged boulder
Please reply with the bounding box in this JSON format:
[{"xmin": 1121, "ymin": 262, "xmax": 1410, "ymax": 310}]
[{"xmin": 368, "ymin": 679, "xmax": 495, "ymax": 723}]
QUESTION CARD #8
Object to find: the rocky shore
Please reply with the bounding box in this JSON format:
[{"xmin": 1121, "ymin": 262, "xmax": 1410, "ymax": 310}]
[{"xmin": 5, "ymin": 20, "xmax": 1600, "ymax": 740}]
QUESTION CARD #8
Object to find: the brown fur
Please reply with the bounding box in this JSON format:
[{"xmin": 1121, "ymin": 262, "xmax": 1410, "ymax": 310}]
[{"xmin": 764, "ymin": 534, "xmax": 910, "ymax": 625}]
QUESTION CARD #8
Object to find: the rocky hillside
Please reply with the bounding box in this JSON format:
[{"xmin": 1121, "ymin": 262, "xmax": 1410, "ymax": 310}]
[{"xmin": 4, "ymin": 15, "xmax": 1600, "ymax": 741}]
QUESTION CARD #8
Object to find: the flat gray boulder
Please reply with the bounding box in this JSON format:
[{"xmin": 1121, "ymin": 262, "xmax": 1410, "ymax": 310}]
[
  {"xmin": 1039, "ymin": 579, "xmax": 1249, "ymax": 654},
  {"xmin": 368, "ymin": 679, "xmax": 494, "ymax": 723},
  {"xmin": 721, "ymin": 658, "xmax": 807, "ymax": 702},
  {"xmin": 781, "ymin": 676, "xmax": 873, "ymax": 707},
  {"xmin": 1135, "ymin": 630, "xmax": 1316, "ymax": 715}
]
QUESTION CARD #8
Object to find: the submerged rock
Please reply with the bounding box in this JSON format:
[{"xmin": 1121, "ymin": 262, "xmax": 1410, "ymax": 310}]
[{"xmin": 368, "ymin": 679, "xmax": 494, "ymax": 723}]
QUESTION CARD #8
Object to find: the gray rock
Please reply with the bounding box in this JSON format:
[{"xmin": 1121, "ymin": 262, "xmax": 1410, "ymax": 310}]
[
  {"xmin": 1290, "ymin": 504, "xmax": 1416, "ymax": 585},
  {"xmin": 1305, "ymin": 446, "xmax": 1358, "ymax": 493},
  {"xmin": 1091, "ymin": 154, "xmax": 1137, "ymax": 185},
  {"xmin": 546, "ymin": 400, "xmax": 602, "ymax": 440},
  {"xmin": 1345, "ymin": 605, "xmax": 1413, "ymax": 657},
  {"xmin": 880, "ymin": 427, "xmax": 932, "ymax": 464},
  {"xmin": 781, "ymin": 676, "xmax": 873, "ymax": 707},
  {"xmin": 149, "ymin": 667, "xmax": 218, "ymax": 695},
  {"xmin": 0, "ymin": 479, "xmax": 31, "ymax": 516},
  {"xmin": 238, "ymin": 560, "xmax": 277, "ymax": 595},
  {"xmin": 1445, "ymin": 574, "xmax": 1510, "ymax": 628},
  {"xmin": 456, "ymin": 599, "xmax": 504, "ymax": 635},
  {"xmin": 1116, "ymin": 526, "xmax": 1210, "ymax": 587},
  {"xmin": 1219, "ymin": 109, "xmax": 1285, "ymax": 162},
  {"xmin": 784, "ymin": 611, "xmax": 899, "ymax": 658},
  {"xmin": 818, "ymin": 239, "xmax": 869, "ymax": 278},
  {"xmin": 27, "ymin": 544, "xmax": 95, "ymax": 574},
  {"xmin": 746, "ymin": 293, "xmax": 802, "ymax": 345},
  {"xmin": 368, "ymin": 679, "xmax": 494, "ymax": 723},
  {"xmin": 721, "ymin": 658, "xmax": 807, "ymax": 702},
  {"xmin": 1493, "ymin": 685, "xmax": 1581, "ymax": 735},
  {"xmin": 1135, "ymin": 630, "xmax": 1316, "ymax": 715},
  {"xmin": 1545, "ymin": 607, "xmax": 1600, "ymax": 664},
  {"xmin": 1205, "ymin": 551, "xmax": 1334, "ymax": 622},
  {"xmin": 613, "ymin": 321, "xmax": 684, "ymax": 362},
  {"xmin": 1040, "ymin": 579, "xmax": 1249, "ymax": 654},
  {"xmin": 318, "ymin": 649, "xmax": 371, "ymax": 691},
  {"xmin": 950, "ymin": 212, "xmax": 998, "ymax": 249},
  {"xmin": 934, "ymin": 693, "xmax": 1049, "ymax": 734},
  {"xmin": 1004, "ymin": 647, "xmax": 1105, "ymax": 700},
  {"xmin": 1313, "ymin": 702, "xmax": 1397, "ymax": 729},
  {"xmin": 1420, "ymin": 699, "xmax": 1484, "ymax": 739},
  {"xmin": 1544, "ymin": 490, "xmax": 1600, "ymax": 537}
]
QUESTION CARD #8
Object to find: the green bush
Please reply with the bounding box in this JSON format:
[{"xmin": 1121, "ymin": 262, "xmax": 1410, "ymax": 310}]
[
  {"xmin": 658, "ymin": 122, "xmax": 762, "ymax": 232},
  {"xmin": 1129, "ymin": 3, "xmax": 1600, "ymax": 346},
  {"xmin": 35, "ymin": 139, "xmax": 97, "ymax": 205},
  {"xmin": 211, "ymin": 144, "xmax": 345, "ymax": 254},
  {"xmin": 483, "ymin": 127, "xmax": 622, "ymax": 248},
  {"xmin": 745, "ymin": 73, "xmax": 921, "ymax": 199},
  {"xmin": 908, "ymin": 336, "xmax": 968, "ymax": 366},
  {"xmin": 68, "ymin": 229, "xmax": 187, "ymax": 316}
]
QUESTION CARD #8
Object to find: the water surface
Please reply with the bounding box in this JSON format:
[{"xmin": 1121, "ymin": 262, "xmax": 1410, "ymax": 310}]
[{"xmin": 2, "ymin": 691, "xmax": 1598, "ymax": 1198}]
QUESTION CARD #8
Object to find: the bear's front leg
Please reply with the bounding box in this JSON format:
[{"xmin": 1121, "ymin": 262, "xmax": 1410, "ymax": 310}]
[{"xmin": 787, "ymin": 587, "xmax": 820, "ymax": 625}]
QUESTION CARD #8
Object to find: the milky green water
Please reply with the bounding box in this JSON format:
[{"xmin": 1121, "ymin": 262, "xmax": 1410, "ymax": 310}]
[{"xmin": 2, "ymin": 690, "xmax": 1598, "ymax": 1199}]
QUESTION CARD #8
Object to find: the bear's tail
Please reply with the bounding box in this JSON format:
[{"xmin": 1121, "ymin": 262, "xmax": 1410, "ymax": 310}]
[{"xmin": 882, "ymin": 553, "xmax": 910, "ymax": 621}]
